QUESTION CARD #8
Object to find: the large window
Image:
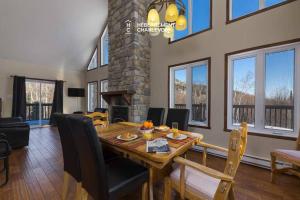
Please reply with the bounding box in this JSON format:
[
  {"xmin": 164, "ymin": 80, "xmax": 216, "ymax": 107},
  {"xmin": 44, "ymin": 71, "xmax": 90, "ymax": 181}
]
[
  {"xmin": 88, "ymin": 82, "xmax": 98, "ymax": 112},
  {"xmin": 87, "ymin": 48, "xmax": 98, "ymax": 70},
  {"xmin": 226, "ymin": 42, "xmax": 300, "ymax": 137},
  {"xmin": 101, "ymin": 26, "xmax": 109, "ymax": 66},
  {"xmin": 172, "ymin": 0, "xmax": 211, "ymax": 42},
  {"xmin": 229, "ymin": 0, "xmax": 290, "ymax": 21},
  {"xmin": 100, "ymin": 79, "xmax": 108, "ymax": 108},
  {"xmin": 169, "ymin": 58, "xmax": 210, "ymax": 127}
]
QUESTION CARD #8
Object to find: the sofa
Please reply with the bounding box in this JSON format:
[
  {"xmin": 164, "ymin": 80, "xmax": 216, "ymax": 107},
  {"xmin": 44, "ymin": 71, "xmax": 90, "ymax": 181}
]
[{"xmin": 0, "ymin": 117, "xmax": 30, "ymax": 148}]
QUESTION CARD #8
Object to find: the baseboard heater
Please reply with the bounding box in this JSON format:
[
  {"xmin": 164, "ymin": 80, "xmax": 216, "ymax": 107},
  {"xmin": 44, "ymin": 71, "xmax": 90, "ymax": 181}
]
[{"xmin": 191, "ymin": 145, "xmax": 291, "ymax": 170}]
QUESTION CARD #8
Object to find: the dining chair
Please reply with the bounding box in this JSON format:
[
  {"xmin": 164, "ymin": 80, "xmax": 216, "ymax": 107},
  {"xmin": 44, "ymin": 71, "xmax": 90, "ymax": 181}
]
[
  {"xmin": 67, "ymin": 115, "xmax": 149, "ymax": 200},
  {"xmin": 94, "ymin": 108, "xmax": 108, "ymax": 113},
  {"xmin": 166, "ymin": 108, "xmax": 190, "ymax": 131},
  {"xmin": 54, "ymin": 114, "xmax": 82, "ymax": 200},
  {"xmin": 0, "ymin": 133, "xmax": 11, "ymax": 187},
  {"xmin": 164, "ymin": 123, "xmax": 248, "ymax": 200},
  {"xmin": 85, "ymin": 111, "xmax": 109, "ymax": 127},
  {"xmin": 270, "ymin": 129, "xmax": 300, "ymax": 182},
  {"xmin": 147, "ymin": 107, "xmax": 165, "ymax": 126}
]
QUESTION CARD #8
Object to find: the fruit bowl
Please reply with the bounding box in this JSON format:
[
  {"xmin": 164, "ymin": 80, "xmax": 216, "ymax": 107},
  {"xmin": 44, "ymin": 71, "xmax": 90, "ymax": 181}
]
[
  {"xmin": 139, "ymin": 128, "xmax": 154, "ymax": 134},
  {"xmin": 139, "ymin": 121, "xmax": 154, "ymax": 135}
]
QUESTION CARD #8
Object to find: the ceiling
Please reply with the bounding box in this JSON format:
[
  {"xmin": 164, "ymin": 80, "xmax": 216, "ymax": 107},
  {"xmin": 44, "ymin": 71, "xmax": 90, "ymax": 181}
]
[{"xmin": 0, "ymin": 0, "xmax": 107, "ymax": 71}]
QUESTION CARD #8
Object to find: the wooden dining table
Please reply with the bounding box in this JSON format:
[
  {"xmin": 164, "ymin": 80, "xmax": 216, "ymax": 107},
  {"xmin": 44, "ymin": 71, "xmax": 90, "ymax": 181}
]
[{"xmin": 96, "ymin": 122, "xmax": 203, "ymax": 200}]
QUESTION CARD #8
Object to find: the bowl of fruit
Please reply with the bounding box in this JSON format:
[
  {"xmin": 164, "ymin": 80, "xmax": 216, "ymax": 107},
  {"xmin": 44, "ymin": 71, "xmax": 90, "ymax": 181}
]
[{"xmin": 139, "ymin": 121, "xmax": 154, "ymax": 134}]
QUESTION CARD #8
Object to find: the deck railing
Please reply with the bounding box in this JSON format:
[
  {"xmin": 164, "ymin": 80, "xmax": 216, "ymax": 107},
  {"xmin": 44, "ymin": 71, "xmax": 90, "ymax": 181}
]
[
  {"xmin": 175, "ymin": 104, "xmax": 294, "ymax": 129},
  {"xmin": 174, "ymin": 104, "xmax": 207, "ymax": 122},
  {"xmin": 26, "ymin": 103, "xmax": 52, "ymax": 121}
]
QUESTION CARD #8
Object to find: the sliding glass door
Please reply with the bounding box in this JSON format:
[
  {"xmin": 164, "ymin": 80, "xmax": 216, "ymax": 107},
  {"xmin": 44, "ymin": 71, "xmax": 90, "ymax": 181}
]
[{"xmin": 25, "ymin": 79, "xmax": 55, "ymax": 127}]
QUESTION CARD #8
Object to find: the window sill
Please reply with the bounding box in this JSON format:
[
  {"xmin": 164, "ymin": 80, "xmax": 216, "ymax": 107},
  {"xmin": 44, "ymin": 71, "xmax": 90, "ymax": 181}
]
[
  {"xmin": 100, "ymin": 64, "xmax": 108, "ymax": 68},
  {"xmin": 224, "ymin": 128, "xmax": 297, "ymax": 141},
  {"xmin": 87, "ymin": 67, "xmax": 98, "ymax": 71},
  {"xmin": 226, "ymin": 0, "xmax": 297, "ymax": 25}
]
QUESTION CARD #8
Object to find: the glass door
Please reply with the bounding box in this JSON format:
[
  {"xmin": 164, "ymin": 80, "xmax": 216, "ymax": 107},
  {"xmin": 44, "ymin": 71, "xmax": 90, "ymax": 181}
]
[{"xmin": 25, "ymin": 79, "xmax": 55, "ymax": 127}]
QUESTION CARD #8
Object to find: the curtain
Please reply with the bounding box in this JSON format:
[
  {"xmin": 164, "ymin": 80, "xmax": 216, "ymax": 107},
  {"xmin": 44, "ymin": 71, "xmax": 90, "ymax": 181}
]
[
  {"xmin": 12, "ymin": 76, "xmax": 26, "ymax": 119},
  {"xmin": 50, "ymin": 80, "xmax": 64, "ymax": 125}
]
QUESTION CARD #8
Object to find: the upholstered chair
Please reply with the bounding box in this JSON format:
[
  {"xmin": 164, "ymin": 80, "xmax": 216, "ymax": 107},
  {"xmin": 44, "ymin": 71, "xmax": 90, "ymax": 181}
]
[
  {"xmin": 166, "ymin": 108, "xmax": 190, "ymax": 131},
  {"xmin": 147, "ymin": 107, "xmax": 165, "ymax": 126}
]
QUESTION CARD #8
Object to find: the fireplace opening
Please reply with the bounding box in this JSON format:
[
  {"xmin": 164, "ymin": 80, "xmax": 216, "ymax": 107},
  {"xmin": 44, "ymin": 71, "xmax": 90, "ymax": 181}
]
[{"xmin": 111, "ymin": 106, "xmax": 129, "ymax": 123}]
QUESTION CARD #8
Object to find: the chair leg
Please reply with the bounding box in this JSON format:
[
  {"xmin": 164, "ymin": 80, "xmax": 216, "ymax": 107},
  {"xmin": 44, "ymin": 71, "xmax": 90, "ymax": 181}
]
[
  {"xmin": 164, "ymin": 177, "xmax": 171, "ymax": 200},
  {"xmin": 0, "ymin": 157, "xmax": 9, "ymax": 187},
  {"xmin": 62, "ymin": 172, "xmax": 71, "ymax": 200},
  {"xmin": 142, "ymin": 182, "xmax": 149, "ymax": 200},
  {"xmin": 228, "ymin": 187, "xmax": 235, "ymax": 200},
  {"xmin": 81, "ymin": 188, "xmax": 89, "ymax": 200},
  {"xmin": 270, "ymin": 154, "xmax": 276, "ymax": 183},
  {"xmin": 75, "ymin": 182, "xmax": 82, "ymax": 200}
]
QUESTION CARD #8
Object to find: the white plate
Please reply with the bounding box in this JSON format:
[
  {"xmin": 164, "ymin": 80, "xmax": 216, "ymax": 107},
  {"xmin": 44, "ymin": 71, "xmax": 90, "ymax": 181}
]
[
  {"xmin": 166, "ymin": 133, "xmax": 188, "ymax": 140},
  {"xmin": 117, "ymin": 134, "xmax": 138, "ymax": 141},
  {"xmin": 154, "ymin": 126, "xmax": 170, "ymax": 132}
]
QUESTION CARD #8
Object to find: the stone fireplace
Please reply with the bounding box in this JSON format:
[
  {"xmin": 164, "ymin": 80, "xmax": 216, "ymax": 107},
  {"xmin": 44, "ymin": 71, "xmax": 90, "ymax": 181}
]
[{"xmin": 106, "ymin": 0, "xmax": 151, "ymax": 122}]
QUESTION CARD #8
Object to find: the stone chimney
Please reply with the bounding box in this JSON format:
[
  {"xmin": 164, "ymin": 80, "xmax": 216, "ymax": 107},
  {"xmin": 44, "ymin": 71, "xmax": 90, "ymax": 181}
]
[{"xmin": 107, "ymin": 0, "xmax": 151, "ymax": 122}]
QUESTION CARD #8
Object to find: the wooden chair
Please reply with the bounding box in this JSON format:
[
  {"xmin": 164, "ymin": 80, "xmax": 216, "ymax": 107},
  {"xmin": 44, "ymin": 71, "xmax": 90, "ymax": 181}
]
[
  {"xmin": 270, "ymin": 130, "xmax": 300, "ymax": 182},
  {"xmin": 164, "ymin": 123, "xmax": 248, "ymax": 200},
  {"xmin": 85, "ymin": 111, "xmax": 109, "ymax": 128}
]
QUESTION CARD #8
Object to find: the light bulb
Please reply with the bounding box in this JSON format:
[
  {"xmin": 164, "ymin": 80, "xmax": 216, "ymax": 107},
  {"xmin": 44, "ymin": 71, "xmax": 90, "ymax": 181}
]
[
  {"xmin": 165, "ymin": 4, "xmax": 179, "ymax": 22},
  {"xmin": 163, "ymin": 24, "xmax": 174, "ymax": 39},
  {"xmin": 175, "ymin": 14, "xmax": 187, "ymax": 31},
  {"xmin": 147, "ymin": 9, "xmax": 160, "ymax": 27}
]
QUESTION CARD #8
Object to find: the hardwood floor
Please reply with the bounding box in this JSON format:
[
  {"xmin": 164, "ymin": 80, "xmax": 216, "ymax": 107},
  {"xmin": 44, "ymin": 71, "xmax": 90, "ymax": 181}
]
[{"xmin": 0, "ymin": 127, "xmax": 299, "ymax": 200}]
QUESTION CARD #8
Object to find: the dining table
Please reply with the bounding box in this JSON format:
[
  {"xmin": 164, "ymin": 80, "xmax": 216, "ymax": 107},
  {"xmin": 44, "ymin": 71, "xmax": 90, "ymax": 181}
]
[{"xmin": 96, "ymin": 122, "xmax": 203, "ymax": 200}]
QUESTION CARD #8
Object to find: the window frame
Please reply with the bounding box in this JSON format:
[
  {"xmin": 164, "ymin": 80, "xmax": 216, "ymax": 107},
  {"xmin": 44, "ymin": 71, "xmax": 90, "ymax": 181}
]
[
  {"xmin": 100, "ymin": 79, "xmax": 108, "ymax": 108},
  {"xmin": 87, "ymin": 47, "xmax": 98, "ymax": 71},
  {"xmin": 225, "ymin": 39, "xmax": 300, "ymax": 140},
  {"xmin": 87, "ymin": 81, "xmax": 98, "ymax": 112},
  {"xmin": 169, "ymin": 0, "xmax": 213, "ymax": 44},
  {"xmin": 168, "ymin": 57, "xmax": 211, "ymax": 129},
  {"xmin": 100, "ymin": 25, "xmax": 109, "ymax": 67},
  {"xmin": 226, "ymin": 0, "xmax": 296, "ymax": 24}
]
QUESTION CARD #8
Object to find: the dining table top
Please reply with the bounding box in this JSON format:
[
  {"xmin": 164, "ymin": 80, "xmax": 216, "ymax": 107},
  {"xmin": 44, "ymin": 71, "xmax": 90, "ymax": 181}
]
[{"xmin": 96, "ymin": 122, "xmax": 203, "ymax": 169}]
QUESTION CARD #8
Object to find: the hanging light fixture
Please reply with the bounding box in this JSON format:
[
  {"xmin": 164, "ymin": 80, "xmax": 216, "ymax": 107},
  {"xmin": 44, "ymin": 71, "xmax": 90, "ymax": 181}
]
[{"xmin": 147, "ymin": 0, "xmax": 187, "ymax": 38}]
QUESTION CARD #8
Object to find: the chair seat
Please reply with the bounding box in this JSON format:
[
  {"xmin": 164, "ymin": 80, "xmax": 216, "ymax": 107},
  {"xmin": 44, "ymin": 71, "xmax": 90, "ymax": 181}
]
[
  {"xmin": 273, "ymin": 149, "xmax": 300, "ymax": 165},
  {"xmin": 170, "ymin": 166, "xmax": 220, "ymax": 200},
  {"xmin": 106, "ymin": 157, "xmax": 149, "ymax": 200}
]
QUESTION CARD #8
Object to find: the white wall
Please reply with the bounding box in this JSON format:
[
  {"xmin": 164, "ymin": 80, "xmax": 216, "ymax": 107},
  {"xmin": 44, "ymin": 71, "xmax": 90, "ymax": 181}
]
[
  {"xmin": 150, "ymin": 0, "xmax": 300, "ymax": 159},
  {"xmin": 0, "ymin": 58, "xmax": 86, "ymax": 117}
]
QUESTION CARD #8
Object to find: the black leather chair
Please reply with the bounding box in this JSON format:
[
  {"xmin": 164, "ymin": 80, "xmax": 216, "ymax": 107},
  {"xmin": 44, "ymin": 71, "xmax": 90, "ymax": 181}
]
[
  {"xmin": 94, "ymin": 108, "xmax": 108, "ymax": 113},
  {"xmin": 0, "ymin": 117, "xmax": 30, "ymax": 148},
  {"xmin": 67, "ymin": 115, "xmax": 149, "ymax": 200},
  {"xmin": 166, "ymin": 108, "xmax": 190, "ymax": 131},
  {"xmin": 54, "ymin": 114, "xmax": 82, "ymax": 200},
  {"xmin": 147, "ymin": 108, "xmax": 165, "ymax": 126},
  {"xmin": 0, "ymin": 133, "xmax": 11, "ymax": 187}
]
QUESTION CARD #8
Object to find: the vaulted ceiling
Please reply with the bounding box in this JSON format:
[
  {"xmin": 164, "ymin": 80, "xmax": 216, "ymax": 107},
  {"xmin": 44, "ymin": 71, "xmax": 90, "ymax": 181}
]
[{"xmin": 0, "ymin": 0, "xmax": 107, "ymax": 71}]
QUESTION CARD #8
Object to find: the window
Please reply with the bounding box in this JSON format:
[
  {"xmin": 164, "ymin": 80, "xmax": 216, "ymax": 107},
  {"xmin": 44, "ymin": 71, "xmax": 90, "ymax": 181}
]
[
  {"xmin": 173, "ymin": 0, "xmax": 211, "ymax": 42},
  {"xmin": 227, "ymin": 42, "xmax": 300, "ymax": 137},
  {"xmin": 87, "ymin": 48, "xmax": 98, "ymax": 70},
  {"xmin": 229, "ymin": 0, "xmax": 288, "ymax": 21},
  {"xmin": 101, "ymin": 26, "xmax": 109, "ymax": 66},
  {"xmin": 100, "ymin": 80, "xmax": 108, "ymax": 108},
  {"xmin": 88, "ymin": 82, "xmax": 98, "ymax": 112},
  {"xmin": 169, "ymin": 58, "xmax": 210, "ymax": 127}
]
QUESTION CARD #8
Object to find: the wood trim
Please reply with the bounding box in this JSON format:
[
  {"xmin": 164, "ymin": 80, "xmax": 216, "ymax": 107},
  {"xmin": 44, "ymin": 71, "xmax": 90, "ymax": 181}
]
[
  {"xmin": 87, "ymin": 81, "xmax": 99, "ymax": 109},
  {"xmin": 168, "ymin": 0, "xmax": 213, "ymax": 44},
  {"xmin": 224, "ymin": 38, "xmax": 300, "ymax": 141},
  {"xmin": 99, "ymin": 79, "xmax": 108, "ymax": 108},
  {"xmin": 226, "ymin": 0, "xmax": 297, "ymax": 24},
  {"xmin": 168, "ymin": 57, "xmax": 211, "ymax": 129}
]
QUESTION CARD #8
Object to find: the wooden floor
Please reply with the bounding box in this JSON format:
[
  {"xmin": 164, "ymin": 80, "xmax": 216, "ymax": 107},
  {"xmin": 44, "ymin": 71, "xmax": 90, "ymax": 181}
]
[{"xmin": 0, "ymin": 127, "xmax": 300, "ymax": 200}]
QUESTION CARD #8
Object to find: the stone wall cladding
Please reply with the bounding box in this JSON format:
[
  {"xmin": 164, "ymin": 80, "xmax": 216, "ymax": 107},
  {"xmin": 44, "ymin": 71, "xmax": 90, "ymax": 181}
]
[{"xmin": 108, "ymin": 0, "xmax": 151, "ymax": 122}]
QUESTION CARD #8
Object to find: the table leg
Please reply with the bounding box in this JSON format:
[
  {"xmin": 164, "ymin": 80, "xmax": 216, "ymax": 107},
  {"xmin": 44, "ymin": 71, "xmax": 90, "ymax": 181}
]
[{"xmin": 149, "ymin": 167, "xmax": 154, "ymax": 200}]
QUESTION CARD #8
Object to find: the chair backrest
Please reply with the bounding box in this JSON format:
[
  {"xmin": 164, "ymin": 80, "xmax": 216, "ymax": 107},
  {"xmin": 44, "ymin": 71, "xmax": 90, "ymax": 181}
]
[
  {"xmin": 67, "ymin": 115, "xmax": 109, "ymax": 200},
  {"xmin": 94, "ymin": 108, "xmax": 108, "ymax": 113},
  {"xmin": 214, "ymin": 122, "xmax": 248, "ymax": 199},
  {"xmin": 166, "ymin": 108, "xmax": 190, "ymax": 131},
  {"xmin": 147, "ymin": 107, "xmax": 165, "ymax": 126},
  {"xmin": 54, "ymin": 114, "xmax": 81, "ymax": 182}
]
